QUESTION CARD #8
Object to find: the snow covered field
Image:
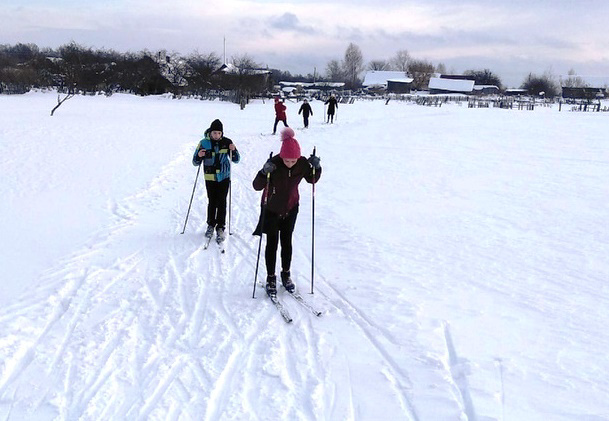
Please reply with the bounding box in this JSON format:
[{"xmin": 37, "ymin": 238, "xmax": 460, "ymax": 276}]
[{"xmin": 1, "ymin": 91, "xmax": 608, "ymax": 420}]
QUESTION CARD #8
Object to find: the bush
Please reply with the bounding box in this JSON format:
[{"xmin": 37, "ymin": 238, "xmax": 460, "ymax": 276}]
[{"xmin": 521, "ymin": 72, "xmax": 559, "ymax": 97}]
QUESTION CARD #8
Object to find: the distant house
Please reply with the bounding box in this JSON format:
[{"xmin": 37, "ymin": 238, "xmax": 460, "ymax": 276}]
[
  {"xmin": 278, "ymin": 81, "xmax": 345, "ymax": 96},
  {"xmin": 362, "ymin": 71, "xmax": 414, "ymax": 93},
  {"xmin": 473, "ymin": 85, "xmax": 501, "ymax": 95},
  {"xmin": 428, "ymin": 77, "xmax": 474, "ymax": 94},
  {"xmin": 504, "ymin": 89, "xmax": 527, "ymax": 96},
  {"xmin": 214, "ymin": 63, "xmax": 272, "ymax": 93},
  {"xmin": 439, "ymin": 74, "xmax": 475, "ymax": 81},
  {"xmin": 311, "ymin": 81, "xmax": 345, "ymax": 92},
  {"xmin": 561, "ymin": 86, "xmax": 605, "ymax": 100}
]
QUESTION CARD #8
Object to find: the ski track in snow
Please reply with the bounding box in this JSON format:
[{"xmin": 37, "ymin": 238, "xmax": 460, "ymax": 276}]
[
  {"xmin": 0, "ymin": 124, "xmax": 461, "ymax": 420},
  {"xmin": 4, "ymin": 94, "xmax": 606, "ymax": 420}
]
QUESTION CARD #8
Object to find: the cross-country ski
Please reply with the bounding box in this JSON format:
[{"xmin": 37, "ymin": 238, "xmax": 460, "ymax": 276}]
[
  {"xmin": 266, "ymin": 292, "xmax": 293, "ymax": 323},
  {"xmin": 286, "ymin": 290, "xmax": 323, "ymax": 317}
]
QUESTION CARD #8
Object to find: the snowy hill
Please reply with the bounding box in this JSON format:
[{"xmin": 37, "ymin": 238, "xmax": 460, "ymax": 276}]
[{"xmin": 1, "ymin": 92, "xmax": 608, "ymax": 420}]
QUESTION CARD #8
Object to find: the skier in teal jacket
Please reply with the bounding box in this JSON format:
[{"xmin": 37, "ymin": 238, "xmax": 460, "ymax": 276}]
[{"xmin": 192, "ymin": 119, "xmax": 240, "ymax": 241}]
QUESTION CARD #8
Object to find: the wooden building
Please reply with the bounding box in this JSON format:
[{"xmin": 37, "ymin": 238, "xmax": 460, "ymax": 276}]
[
  {"xmin": 362, "ymin": 71, "xmax": 414, "ymax": 93},
  {"xmin": 561, "ymin": 87, "xmax": 606, "ymax": 100},
  {"xmin": 428, "ymin": 77, "xmax": 474, "ymax": 94}
]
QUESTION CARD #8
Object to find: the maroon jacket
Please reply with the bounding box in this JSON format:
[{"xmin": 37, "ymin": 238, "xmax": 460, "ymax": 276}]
[
  {"xmin": 274, "ymin": 101, "xmax": 287, "ymax": 120},
  {"xmin": 253, "ymin": 155, "xmax": 321, "ymax": 217}
]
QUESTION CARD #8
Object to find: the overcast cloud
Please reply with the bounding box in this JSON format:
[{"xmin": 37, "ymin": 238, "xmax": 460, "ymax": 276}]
[{"xmin": 2, "ymin": 0, "xmax": 609, "ymax": 87}]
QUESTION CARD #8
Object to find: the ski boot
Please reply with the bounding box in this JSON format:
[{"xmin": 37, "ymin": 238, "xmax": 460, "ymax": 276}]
[
  {"xmin": 281, "ymin": 271, "xmax": 295, "ymax": 293},
  {"xmin": 216, "ymin": 227, "xmax": 226, "ymax": 243},
  {"xmin": 265, "ymin": 275, "xmax": 277, "ymax": 297},
  {"xmin": 205, "ymin": 224, "xmax": 215, "ymax": 239}
]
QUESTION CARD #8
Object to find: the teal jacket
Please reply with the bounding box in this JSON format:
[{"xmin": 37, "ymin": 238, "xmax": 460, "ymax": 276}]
[{"xmin": 192, "ymin": 131, "xmax": 240, "ymax": 182}]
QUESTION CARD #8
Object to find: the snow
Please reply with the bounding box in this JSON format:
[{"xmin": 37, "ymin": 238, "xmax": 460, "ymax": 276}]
[
  {"xmin": 1, "ymin": 91, "xmax": 609, "ymax": 420},
  {"xmin": 362, "ymin": 71, "xmax": 414, "ymax": 87},
  {"xmin": 429, "ymin": 77, "xmax": 475, "ymax": 93}
]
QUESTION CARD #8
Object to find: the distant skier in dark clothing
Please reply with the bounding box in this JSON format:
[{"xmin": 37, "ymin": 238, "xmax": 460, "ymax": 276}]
[
  {"xmin": 192, "ymin": 119, "xmax": 240, "ymax": 242},
  {"xmin": 252, "ymin": 127, "xmax": 322, "ymax": 297},
  {"xmin": 325, "ymin": 95, "xmax": 338, "ymax": 123},
  {"xmin": 298, "ymin": 99, "xmax": 313, "ymax": 128},
  {"xmin": 272, "ymin": 97, "xmax": 288, "ymax": 135}
]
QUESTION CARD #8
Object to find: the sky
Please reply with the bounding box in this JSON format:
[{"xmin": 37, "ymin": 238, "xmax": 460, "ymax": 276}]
[{"xmin": 2, "ymin": 0, "xmax": 609, "ymax": 88}]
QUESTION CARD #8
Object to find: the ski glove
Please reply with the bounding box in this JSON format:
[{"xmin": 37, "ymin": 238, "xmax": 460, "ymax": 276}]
[
  {"xmin": 308, "ymin": 155, "xmax": 321, "ymax": 169},
  {"xmin": 261, "ymin": 160, "xmax": 276, "ymax": 175}
]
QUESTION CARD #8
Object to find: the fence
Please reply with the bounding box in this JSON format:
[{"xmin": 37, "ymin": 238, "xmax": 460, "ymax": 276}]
[
  {"xmin": 467, "ymin": 98, "xmax": 540, "ymax": 110},
  {"xmin": 558, "ymin": 99, "xmax": 604, "ymax": 112}
]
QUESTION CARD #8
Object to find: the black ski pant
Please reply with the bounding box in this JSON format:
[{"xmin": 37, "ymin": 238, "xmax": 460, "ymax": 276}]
[
  {"xmin": 273, "ymin": 117, "xmax": 288, "ymax": 134},
  {"xmin": 262, "ymin": 206, "xmax": 299, "ymax": 276},
  {"xmin": 204, "ymin": 179, "xmax": 230, "ymax": 229},
  {"xmin": 303, "ymin": 115, "xmax": 310, "ymax": 128}
]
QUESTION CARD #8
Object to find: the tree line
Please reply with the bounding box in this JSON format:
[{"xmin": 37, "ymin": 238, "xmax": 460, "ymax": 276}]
[
  {"xmin": 0, "ymin": 42, "xmax": 329, "ymax": 97},
  {"xmin": 1, "ymin": 41, "xmax": 595, "ymax": 98},
  {"xmin": 328, "ymin": 43, "xmax": 597, "ymax": 97}
]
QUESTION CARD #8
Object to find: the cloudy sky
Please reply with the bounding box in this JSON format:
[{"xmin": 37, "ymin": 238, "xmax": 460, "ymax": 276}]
[{"xmin": 3, "ymin": 0, "xmax": 609, "ymax": 87}]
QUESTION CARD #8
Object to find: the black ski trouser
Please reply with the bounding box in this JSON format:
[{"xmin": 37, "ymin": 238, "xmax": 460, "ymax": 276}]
[
  {"xmin": 273, "ymin": 117, "xmax": 288, "ymax": 133},
  {"xmin": 205, "ymin": 179, "xmax": 230, "ymax": 228},
  {"xmin": 263, "ymin": 206, "xmax": 299, "ymax": 276},
  {"xmin": 303, "ymin": 115, "xmax": 310, "ymax": 128}
]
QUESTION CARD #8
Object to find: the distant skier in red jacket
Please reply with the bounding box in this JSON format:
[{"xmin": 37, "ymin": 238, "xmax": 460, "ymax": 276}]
[{"xmin": 272, "ymin": 97, "xmax": 289, "ymax": 135}]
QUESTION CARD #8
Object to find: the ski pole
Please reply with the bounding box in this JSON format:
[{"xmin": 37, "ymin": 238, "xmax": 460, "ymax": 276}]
[
  {"xmin": 311, "ymin": 146, "xmax": 316, "ymax": 294},
  {"xmin": 180, "ymin": 161, "xmax": 202, "ymax": 234},
  {"xmin": 252, "ymin": 152, "xmax": 273, "ymax": 299},
  {"xmin": 228, "ymin": 149, "xmax": 233, "ymax": 235}
]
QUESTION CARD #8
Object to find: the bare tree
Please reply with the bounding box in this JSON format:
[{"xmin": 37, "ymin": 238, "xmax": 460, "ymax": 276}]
[
  {"xmin": 521, "ymin": 71, "xmax": 559, "ymax": 97},
  {"xmin": 50, "ymin": 42, "xmax": 85, "ymax": 115},
  {"xmin": 162, "ymin": 51, "xmax": 191, "ymax": 90},
  {"xmin": 50, "ymin": 91, "xmax": 75, "ymax": 116},
  {"xmin": 228, "ymin": 53, "xmax": 267, "ymax": 103},
  {"xmin": 57, "ymin": 42, "xmax": 85, "ymax": 93},
  {"xmin": 368, "ymin": 60, "xmax": 390, "ymax": 71},
  {"xmin": 560, "ymin": 68, "xmax": 588, "ymax": 88},
  {"xmin": 186, "ymin": 51, "xmax": 221, "ymax": 93},
  {"xmin": 0, "ymin": 43, "xmax": 50, "ymax": 93},
  {"xmin": 231, "ymin": 53, "xmax": 259, "ymax": 72},
  {"xmin": 435, "ymin": 62, "xmax": 447, "ymax": 75},
  {"xmin": 342, "ymin": 43, "xmax": 364, "ymax": 90},
  {"xmin": 390, "ymin": 49, "xmax": 411, "ymax": 72},
  {"xmin": 408, "ymin": 59, "xmax": 435, "ymax": 90},
  {"xmin": 464, "ymin": 68, "xmax": 503, "ymax": 89},
  {"xmin": 325, "ymin": 59, "xmax": 344, "ymax": 81}
]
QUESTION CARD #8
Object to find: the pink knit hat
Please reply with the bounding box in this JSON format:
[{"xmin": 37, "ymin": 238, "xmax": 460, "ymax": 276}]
[{"xmin": 279, "ymin": 128, "xmax": 301, "ymax": 159}]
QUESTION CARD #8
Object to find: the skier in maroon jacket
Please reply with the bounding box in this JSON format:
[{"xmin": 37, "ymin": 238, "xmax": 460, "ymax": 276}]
[
  {"xmin": 253, "ymin": 127, "xmax": 321, "ymax": 297},
  {"xmin": 272, "ymin": 97, "xmax": 289, "ymax": 135}
]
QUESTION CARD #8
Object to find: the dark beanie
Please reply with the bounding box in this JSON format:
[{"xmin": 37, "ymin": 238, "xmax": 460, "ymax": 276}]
[{"xmin": 209, "ymin": 119, "xmax": 223, "ymax": 132}]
